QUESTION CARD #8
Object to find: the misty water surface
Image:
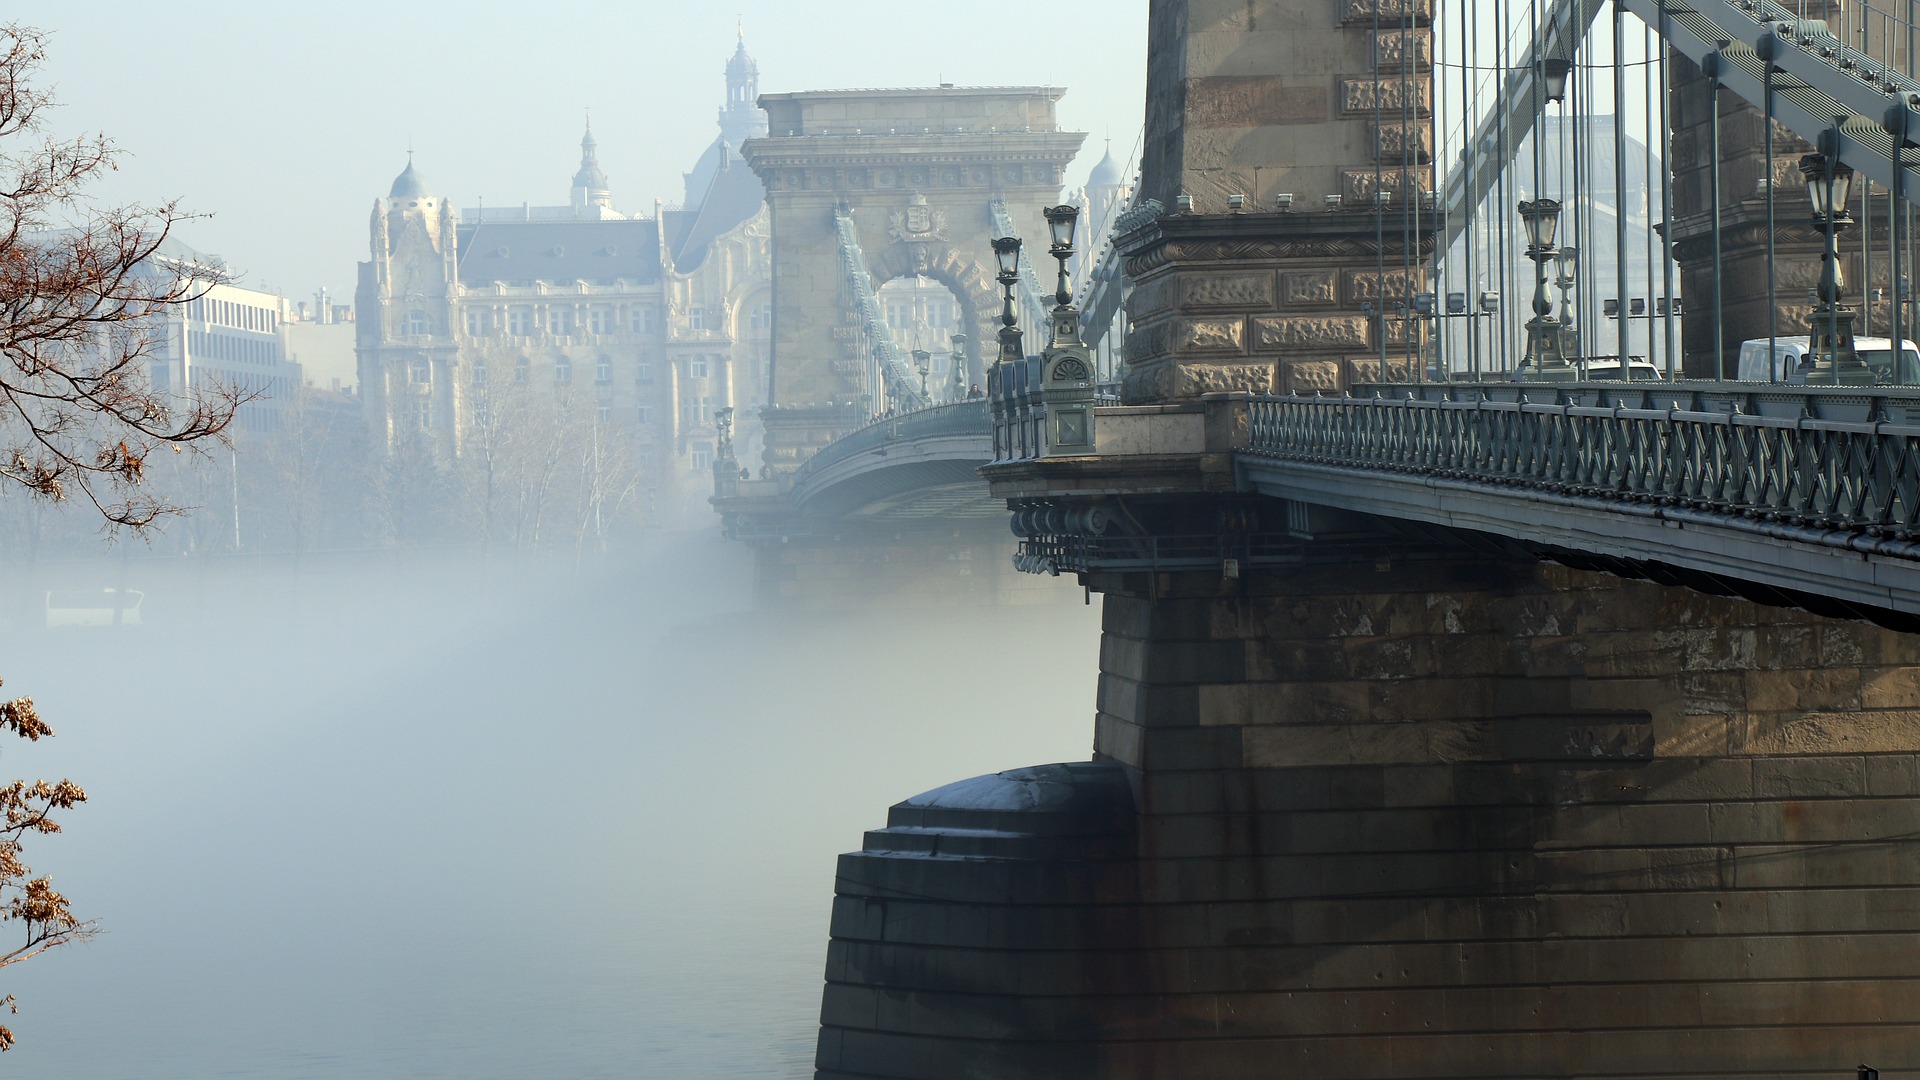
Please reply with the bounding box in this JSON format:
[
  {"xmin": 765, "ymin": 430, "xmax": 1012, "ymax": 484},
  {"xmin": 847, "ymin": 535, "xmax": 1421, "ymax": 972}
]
[{"xmin": 0, "ymin": 533, "xmax": 1099, "ymax": 1078}]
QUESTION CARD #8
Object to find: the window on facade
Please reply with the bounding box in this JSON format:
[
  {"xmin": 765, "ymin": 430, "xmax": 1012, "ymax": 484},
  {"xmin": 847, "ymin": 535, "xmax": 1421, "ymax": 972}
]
[
  {"xmin": 691, "ymin": 445, "xmax": 713, "ymax": 471},
  {"xmin": 589, "ymin": 307, "xmax": 614, "ymax": 335},
  {"xmin": 637, "ymin": 360, "xmax": 653, "ymax": 382},
  {"xmin": 464, "ymin": 308, "xmax": 487, "ymax": 337},
  {"xmin": 474, "ymin": 396, "xmax": 492, "ymax": 429},
  {"xmin": 413, "ymin": 399, "xmax": 431, "ymax": 430},
  {"xmin": 689, "ymin": 357, "xmax": 709, "ymax": 379},
  {"xmin": 408, "ymin": 356, "xmax": 431, "ymax": 384},
  {"xmin": 747, "ymin": 302, "xmax": 773, "ymax": 332},
  {"xmin": 551, "ymin": 308, "xmax": 577, "ymax": 337},
  {"xmin": 515, "ymin": 356, "xmax": 531, "ymax": 384},
  {"xmin": 508, "ymin": 307, "xmax": 534, "ymax": 336},
  {"xmin": 636, "ymin": 405, "xmax": 651, "ymax": 424},
  {"xmin": 689, "ymin": 306, "xmax": 707, "ymax": 332},
  {"xmin": 406, "ymin": 310, "xmax": 430, "ymax": 336},
  {"xmin": 634, "ymin": 308, "xmax": 655, "ymax": 334},
  {"xmin": 469, "ymin": 362, "xmax": 486, "ymax": 386},
  {"xmin": 596, "ymin": 401, "xmax": 613, "ymax": 425},
  {"xmin": 595, "ymin": 357, "xmax": 612, "ymax": 383},
  {"xmin": 554, "ymin": 356, "xmax": 573, "ymax": 384}
]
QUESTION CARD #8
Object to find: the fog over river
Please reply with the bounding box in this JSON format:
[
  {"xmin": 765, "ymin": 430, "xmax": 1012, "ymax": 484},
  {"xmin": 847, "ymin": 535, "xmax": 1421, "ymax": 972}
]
[{"xmin": 0, "ymin": 533, "xmax": 1099, "ymax": 1078}]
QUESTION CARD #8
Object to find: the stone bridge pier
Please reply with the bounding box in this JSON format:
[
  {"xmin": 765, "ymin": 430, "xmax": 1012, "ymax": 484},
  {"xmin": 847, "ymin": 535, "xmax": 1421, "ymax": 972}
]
[{"xmin": 817, "ymin": 540, "xmax": 1920, "ymax": 1077}]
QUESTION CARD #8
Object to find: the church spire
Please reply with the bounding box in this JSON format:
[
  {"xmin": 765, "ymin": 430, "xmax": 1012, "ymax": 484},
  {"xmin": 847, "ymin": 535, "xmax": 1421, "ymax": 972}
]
[{"xmin": 571, "ymin": 113, "xmax": 612, "ymax": 216}]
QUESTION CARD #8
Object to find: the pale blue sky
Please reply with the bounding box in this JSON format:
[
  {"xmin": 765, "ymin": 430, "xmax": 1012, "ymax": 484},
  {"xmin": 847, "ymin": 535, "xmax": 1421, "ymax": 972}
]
[{"xmin": 17, "ymin": 1, "xmax": 1148, "ymax": 304}]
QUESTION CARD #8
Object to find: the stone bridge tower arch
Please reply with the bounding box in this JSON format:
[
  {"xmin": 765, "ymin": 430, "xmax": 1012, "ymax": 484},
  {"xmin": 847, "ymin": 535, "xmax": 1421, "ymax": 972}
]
[
  {"xmin": 864, "ymin": 237, "xmax": 1001, "ymax": 386},
  {"xmin": 741, "ymin": 86, "xmax": 1084, "ymax": 472}
]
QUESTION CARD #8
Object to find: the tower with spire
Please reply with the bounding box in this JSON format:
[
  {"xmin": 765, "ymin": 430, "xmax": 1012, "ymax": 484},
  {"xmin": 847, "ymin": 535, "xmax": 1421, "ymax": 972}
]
[
  {"xmin": 719, "ymin": 26, "xmax": 767, "ymax": 149},
  {"xmin": 357, "ymin": 153, "xmax": 463, "ymax": 455},
  {"xmin": 571, "ymin": 117, "xmax": 615, "ymax": 218}
]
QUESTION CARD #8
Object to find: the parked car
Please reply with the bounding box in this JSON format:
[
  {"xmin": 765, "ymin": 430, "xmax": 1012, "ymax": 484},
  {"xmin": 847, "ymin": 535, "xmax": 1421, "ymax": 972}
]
[{"xmin": 1734, "ymin": 336, "xmax": 1920, "ymax": 383}]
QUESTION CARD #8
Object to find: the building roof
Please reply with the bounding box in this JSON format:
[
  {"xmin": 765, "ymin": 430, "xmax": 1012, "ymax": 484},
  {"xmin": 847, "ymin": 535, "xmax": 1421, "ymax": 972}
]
[
  {"xmin": 454, "ymin": 218, "xmax": 663, "ymax": 286},
  {"xmin": 390, "ymin": 158, "xmax": 431, "ymax": 199},
  {"xmin": 671, "ymin": 148, "xmax": 767, "ymax": 272},
  {"xmin": 1087, "ymin": 142, "xmax": 1124, "ymax": 188}
]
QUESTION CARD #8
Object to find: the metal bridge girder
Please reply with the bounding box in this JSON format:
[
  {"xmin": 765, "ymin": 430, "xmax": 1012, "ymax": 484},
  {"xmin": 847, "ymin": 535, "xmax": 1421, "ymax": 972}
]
[{"xmin": 1624, "ymin": 0, "xmax": 1920, "ymax": 203}]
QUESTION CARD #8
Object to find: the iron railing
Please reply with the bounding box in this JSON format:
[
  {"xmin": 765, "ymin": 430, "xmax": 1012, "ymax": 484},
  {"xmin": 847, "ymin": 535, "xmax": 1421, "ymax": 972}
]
[
  {"xmin": 1245, "ymin": 385, "xmax": 1920, "ymax": 538},
  {"xmin": 788, "ymin": 399, "xmax": 990, "ymax": 488}
]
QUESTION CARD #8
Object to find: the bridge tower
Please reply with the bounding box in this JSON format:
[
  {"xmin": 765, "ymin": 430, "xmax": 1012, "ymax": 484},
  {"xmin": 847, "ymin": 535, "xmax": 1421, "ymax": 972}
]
[
  {"xmin": 810, "ymin": 2, "xmax": 1920, "ymax": 1077},
  {"xmin": 740, "ymin": 87, "xmax": 1084, "ymax": 473},
  {"xmin": 1120, "ymin": 0, "xmax": 1434, "ymax": 401}
]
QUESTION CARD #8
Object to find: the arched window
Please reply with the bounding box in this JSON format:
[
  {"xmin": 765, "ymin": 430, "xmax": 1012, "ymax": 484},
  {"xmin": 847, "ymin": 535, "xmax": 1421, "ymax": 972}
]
[
  {"xmin": 554, "ymin": 355, "xmax": 573, "ymax": 384},
  {"xmin": 514, "ymin": 356, "xmax": 531, "ymax": 384},
  {"xmin": 408, "ymin": 355, "xmax": 431, "ymax": 384},
  {"xmin": 595, "ymin": 356, "xmax": 612, "ymax": 384}
]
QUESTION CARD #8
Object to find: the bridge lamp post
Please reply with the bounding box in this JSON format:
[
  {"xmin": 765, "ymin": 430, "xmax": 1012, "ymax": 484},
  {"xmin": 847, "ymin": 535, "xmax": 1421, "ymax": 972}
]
[
  {"xmin": 1039, "ymin": 204, "xmax": 1096, "ymax": 452},
  {"xmin": 1554, "ymin": 245, "xmax": 1580, "ymax": 366},
  {"xmin": 1798, "ymin": 152, "xmax": 1868, "ymax": 384},
  {"xmin": 949, "ymin": 334, "xmax": 968, "ymax": 402},
  {"xmin": 991, "ymin": 235, "xmax": 1024, "ymax": 365},
  {"xmin": 913, "ymin": 348, "xmax": 931, "ymax": 399},
  {"xmin": 1518, "ymin": 198, "xmax": 1574, "ymax": 381}
]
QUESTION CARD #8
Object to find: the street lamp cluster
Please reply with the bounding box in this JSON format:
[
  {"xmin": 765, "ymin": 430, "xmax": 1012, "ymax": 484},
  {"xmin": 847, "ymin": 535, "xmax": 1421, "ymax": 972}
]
[{"xmin": 988, "ymin": 203, "xmax": 1097, "ymax": 452}]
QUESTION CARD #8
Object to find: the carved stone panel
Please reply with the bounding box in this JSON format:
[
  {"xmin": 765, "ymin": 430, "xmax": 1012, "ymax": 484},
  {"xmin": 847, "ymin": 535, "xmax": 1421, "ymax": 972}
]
[
  {"xmin": 1178, "ymin": 271, "xmax": 1278, "ymax": 311},
  {"xmin": 1340, "ymin": 79, "xmax": 1433, "ymax": 116},
  {"xmin": 1374, "ymin": 122, "xmax": 1435, "ymax": 164},
  {"xmin": 1177, "ymin": 318, "xmax": 1248, "ymax": 355},
  {"xmin": 1342, "ymin": 0, "xmax": 1433, "ymax": 24},
  {"xmin": 1374, "ymin": 28, "xmax": 1434, "ymax": 68},
  {"xmin": 1284, "ymin": 271, "xmax": 1340, "ymax": 307},
  {"xmin": 1345, "ymin": 268, "xmax": 1418, "ymax": 304},
  {"xmin": 1282, "ymin": 357, "xmax": 1347, "ymax": 392},
  {"xmin": 1253, "ymin": 314, "xmax": 1371, "ymax": 351},
  {"xmin": 1187, "ymin": 76, "xmax": 1331, "ymax": 127},
  {"xmin": 1172, "ymin": 360, "xmax": 1277, "ymax": 396}
]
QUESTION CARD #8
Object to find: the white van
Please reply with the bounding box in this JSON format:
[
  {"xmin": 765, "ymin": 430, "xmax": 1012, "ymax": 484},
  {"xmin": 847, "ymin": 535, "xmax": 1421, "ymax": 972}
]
[{"xmin": 1735, "ymin": 336, "xmax": 1920, "ymax": 383}]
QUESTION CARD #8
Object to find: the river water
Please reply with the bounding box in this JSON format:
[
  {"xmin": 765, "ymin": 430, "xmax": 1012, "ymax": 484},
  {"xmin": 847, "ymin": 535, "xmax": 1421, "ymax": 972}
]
[{"xmin": 0, "ymin": 534, "xmax": 1099, "ymax": 1078}]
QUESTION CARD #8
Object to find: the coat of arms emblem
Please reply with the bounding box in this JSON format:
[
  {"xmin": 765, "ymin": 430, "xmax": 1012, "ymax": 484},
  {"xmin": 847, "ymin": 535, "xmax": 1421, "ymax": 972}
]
[{"xmin": 888, "ymin": 192, "xmax": 948, "ymax": 244}]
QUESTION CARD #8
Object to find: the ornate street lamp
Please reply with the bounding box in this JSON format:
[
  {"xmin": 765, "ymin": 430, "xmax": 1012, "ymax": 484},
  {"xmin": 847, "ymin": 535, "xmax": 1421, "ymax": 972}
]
[
  {"xmin": 913, "ymin": 348, "xmax": 931, "ymax": 398},
  {"xmin": 1037, "ymin": 204, "xmax": 1095, "ymax": 450},
  {"xmin": 1043, "ymin": 204, "xmax": 1079, "ymax": 307},
  {"xmin": 1518, "ymin": 198, "xmax": 1573, "ymax": 380},
  {"xmin": 991, "ymin": 235, "xmax": 1024, "ymax": 365},
  {"xmin": 949, "ymin": 333, "xmax": 968, "ymax": 401},
  {"xmin": 1554, "ymin": 244, "xmax": 1580, "ymax": 362},
  {"xmin": 1798, "ymin": 151, "xmax": 1867, "ymax": 383}
]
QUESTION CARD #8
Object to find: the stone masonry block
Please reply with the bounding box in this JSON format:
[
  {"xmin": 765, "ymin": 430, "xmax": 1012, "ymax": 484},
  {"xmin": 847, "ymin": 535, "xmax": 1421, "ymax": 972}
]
[
  {"xmin": 1283, "ymin": 270, "xmax": 1338, "ymax": 306},
  {"xmin": 1374, "ymin": 28, "xmax": 1434, "ymax": 68},
  {"xmin": 1340, "ymin": 78, "xmax": 1434, "ymax": 116},
  {"xmin": 1176, "ymin": 317, "xmax": 1248, "ymax": 355},
  {"xmin": 1178, "ymin": 271, "xmax": 1278, "ymax": 311},
  {"xmin": 1185, "ymin": 75, "xmax": 1333, "ymax": 128},
  {"xmin": 1251, "ymin": 314, "xmax": 1369, "ymax": 351}
]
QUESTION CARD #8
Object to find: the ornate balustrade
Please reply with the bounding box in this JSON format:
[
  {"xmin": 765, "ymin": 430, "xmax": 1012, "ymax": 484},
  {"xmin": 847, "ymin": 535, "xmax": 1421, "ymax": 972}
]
[
  {"xmin": 1246, "ymin": 383, "xmax": 1920, "ymax": 541},
  {"xmin": 788, "ymin": 399, "xmax": 991, "ymax": 490}
]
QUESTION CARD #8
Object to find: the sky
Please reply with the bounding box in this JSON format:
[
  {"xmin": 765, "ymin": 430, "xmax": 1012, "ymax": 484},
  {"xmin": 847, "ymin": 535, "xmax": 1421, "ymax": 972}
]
[{"xmin": 16, "ymin": 1, "xmax": 1149, "ymax": 308}]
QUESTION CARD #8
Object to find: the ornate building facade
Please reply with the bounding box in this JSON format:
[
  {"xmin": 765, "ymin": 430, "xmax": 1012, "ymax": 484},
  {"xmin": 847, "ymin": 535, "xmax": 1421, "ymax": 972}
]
[{"xmin": 355, "ymin": 35, "xmax": 773, "ymax": 526}]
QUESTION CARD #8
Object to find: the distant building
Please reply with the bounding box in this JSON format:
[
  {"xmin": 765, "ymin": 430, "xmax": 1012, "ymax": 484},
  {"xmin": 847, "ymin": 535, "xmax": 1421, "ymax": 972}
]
[
  {"xmin": 355, "ymin": 33, "xmax": 773, "ymax": 521},
  {"xmin": 148, "ymin": 239, "xmax": 304, "ymax": 432}
]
